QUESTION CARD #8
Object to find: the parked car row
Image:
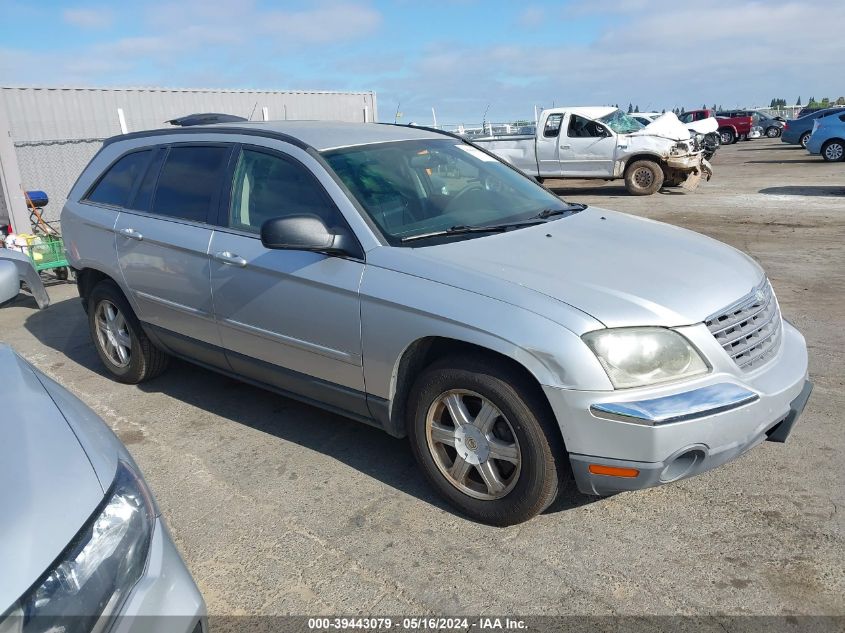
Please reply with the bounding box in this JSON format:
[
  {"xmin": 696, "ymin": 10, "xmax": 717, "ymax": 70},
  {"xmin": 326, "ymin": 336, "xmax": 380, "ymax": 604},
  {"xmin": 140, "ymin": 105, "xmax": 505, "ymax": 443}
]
[
  {"xmin": 780, "ymin": 106, "xmax": 845, "ymax": 160},
  {"xmin": 805, "ymin": 110, "xmax": 845, "ymax": 162}
]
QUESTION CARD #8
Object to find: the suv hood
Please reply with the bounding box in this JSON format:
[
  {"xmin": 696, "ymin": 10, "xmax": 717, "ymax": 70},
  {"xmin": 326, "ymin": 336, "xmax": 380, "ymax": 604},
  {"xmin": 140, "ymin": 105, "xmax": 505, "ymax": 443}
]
[
  {"xmin": 631, "ymin": 112, "xmax": 692, "ymax": 141},
  {"xmin": 0, "ymin": 346, "xmax": 105, "ymax": 612},
  {"xmin": 379, "ymin": 208, "xmax": 763, "ymax": 330}
]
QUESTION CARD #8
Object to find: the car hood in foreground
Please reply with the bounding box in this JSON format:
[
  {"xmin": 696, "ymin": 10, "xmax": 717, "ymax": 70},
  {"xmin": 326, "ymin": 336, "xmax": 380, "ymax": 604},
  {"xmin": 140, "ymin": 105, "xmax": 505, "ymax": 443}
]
[
  {"xmin": 372, "ymin": 208, "xmax": 763, "ymax": 330},
  {"xmin": 0, "ymin": 346, "xmax": 105, "ymax": 613}
]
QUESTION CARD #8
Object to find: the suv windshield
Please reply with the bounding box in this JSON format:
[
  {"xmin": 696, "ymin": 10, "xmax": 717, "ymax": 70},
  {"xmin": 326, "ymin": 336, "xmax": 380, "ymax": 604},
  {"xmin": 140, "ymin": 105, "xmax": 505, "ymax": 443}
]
[
  {"xmin": 323, "ymin": 139, "xmax": 578, "ymax": 245},
  {"xmin": 598, "ymin": 109, "xmax": 644, "ymax": 134}
]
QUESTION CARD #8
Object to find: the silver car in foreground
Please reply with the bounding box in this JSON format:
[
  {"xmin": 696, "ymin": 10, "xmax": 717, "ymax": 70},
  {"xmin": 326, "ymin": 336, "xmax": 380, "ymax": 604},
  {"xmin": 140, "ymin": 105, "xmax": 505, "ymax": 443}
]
[
  {"xmin": 0, "ymin": 343, "xmax": 206, "ymax": 632},
  {"xmin": 61, "ymin": 121, "xmax": 811, "ymax": 525}
]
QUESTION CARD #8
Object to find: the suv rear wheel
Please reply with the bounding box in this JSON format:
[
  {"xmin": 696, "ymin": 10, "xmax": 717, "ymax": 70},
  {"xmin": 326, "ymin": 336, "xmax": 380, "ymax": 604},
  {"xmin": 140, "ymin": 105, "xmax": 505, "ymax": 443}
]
[
  {"xmin": 88, "ymin": 280, "xmax": 169, "ymax": 384},
  {"xmin": 407, "ymin": 356, "xmax": 567, "ymax": 526}
]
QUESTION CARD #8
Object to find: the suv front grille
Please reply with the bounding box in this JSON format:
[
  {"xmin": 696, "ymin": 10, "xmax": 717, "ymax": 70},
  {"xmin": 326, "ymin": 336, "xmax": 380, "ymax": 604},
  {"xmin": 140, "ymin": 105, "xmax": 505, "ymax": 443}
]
[{"xmin": 705, "ymin": 279, "xmax": 782, "ymax": 371}]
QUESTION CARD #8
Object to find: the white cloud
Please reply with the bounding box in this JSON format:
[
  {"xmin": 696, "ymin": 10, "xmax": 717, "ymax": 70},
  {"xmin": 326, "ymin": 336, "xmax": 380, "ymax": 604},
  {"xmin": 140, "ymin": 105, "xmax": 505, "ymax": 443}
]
[
  {"xmin": 261, "ymin": 2, "xmax": 383, "ymax": 44},
  {"xmin": 63, "ymin": 7, "xmax": 113, "ymax": 29},
  {"xmin": 518, "ymin": 6, "xmax": 545, "ymax": 28}
]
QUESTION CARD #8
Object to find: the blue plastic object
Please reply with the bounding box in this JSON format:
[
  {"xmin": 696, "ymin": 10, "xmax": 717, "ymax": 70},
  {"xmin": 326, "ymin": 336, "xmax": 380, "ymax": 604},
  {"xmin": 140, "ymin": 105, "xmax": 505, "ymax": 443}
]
[{"xmin": 25, "ymin": 190, "xmax": 49, "ymax": 208}]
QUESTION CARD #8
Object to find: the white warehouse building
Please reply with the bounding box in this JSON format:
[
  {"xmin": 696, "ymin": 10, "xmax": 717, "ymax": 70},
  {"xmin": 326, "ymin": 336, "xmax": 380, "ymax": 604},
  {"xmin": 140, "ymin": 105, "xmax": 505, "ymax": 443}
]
[{"xmin": 0, "ymin": 86, "xmax": 378, "ymax": 231}]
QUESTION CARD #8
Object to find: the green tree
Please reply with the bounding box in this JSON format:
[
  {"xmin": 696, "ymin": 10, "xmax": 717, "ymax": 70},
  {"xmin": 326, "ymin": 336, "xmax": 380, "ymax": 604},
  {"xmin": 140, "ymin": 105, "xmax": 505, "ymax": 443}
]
[
  {"xmin": 837, "ymin": 97, "xmax": 845, "ymax": 105},
  {"xmin": 627, "ymin": 103, "xmax": 633, "ymax": 113},
  {"xmin": 634, "ymin": 105, "xmax": 639, "ymax": 113},
  {"xmin": 796, "ymin": 96, "xmax": 802, "ymax": 106}
]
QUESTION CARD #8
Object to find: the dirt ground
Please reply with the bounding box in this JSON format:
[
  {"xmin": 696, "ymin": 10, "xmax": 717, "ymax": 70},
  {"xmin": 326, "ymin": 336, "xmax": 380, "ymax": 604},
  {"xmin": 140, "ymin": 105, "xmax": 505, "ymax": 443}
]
[{"xmin": 1, "ymin": 138, "xmax": 843, "ymax": 620}]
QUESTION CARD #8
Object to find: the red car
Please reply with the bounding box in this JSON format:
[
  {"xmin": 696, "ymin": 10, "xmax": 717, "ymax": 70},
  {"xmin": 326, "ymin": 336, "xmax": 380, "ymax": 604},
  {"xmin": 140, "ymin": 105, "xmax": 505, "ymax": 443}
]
[{"xmin": 681, "ymin": 109, "xmax": 754, "ymax": 144}]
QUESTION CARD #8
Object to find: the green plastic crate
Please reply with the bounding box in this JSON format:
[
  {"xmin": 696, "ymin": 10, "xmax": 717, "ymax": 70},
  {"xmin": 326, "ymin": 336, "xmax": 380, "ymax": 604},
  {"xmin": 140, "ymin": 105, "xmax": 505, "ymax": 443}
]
[{"xmin": 26, "ymin": 235, "xmax": 69, "ymax": 272}]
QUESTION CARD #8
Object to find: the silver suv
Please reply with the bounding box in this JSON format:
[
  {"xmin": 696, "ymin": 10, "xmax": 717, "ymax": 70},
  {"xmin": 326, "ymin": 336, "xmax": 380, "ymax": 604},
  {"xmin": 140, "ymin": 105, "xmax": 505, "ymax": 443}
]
[{"xmin": 62, "ymin": 121, "xmax": 812, "ymax": 525}]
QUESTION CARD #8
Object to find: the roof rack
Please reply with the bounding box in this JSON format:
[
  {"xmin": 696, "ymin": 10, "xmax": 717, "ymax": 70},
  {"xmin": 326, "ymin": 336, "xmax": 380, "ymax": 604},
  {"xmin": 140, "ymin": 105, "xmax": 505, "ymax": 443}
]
[{"xmin": 166, "ymin": 113, "xmax": 249, "ymax": 127}]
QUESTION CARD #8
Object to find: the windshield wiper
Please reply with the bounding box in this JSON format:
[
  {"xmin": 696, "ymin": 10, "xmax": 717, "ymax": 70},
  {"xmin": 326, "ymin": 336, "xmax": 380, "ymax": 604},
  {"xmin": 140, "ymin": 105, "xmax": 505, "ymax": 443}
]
[
  {"xmin": 535, "ymin": 203, "xmax": 587, "ymax": 219},
  {"xmin": 400, "ymin": 220, "xmax": 545, "ymax": 243}
]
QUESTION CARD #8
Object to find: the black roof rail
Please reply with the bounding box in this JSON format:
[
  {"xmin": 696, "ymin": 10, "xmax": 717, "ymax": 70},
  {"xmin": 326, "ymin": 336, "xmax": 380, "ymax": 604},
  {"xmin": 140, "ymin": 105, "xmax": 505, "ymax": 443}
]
[{"xmin": 166, "ymin": 113, "xmax": 249, "ymax": 127}]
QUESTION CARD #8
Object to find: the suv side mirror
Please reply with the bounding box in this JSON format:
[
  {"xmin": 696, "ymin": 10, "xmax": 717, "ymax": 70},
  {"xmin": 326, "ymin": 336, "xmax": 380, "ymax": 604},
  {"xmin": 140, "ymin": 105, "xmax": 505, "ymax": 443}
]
[{"xmin": 260, "ymin": 214, "xmax": 359, "ymax": 257}]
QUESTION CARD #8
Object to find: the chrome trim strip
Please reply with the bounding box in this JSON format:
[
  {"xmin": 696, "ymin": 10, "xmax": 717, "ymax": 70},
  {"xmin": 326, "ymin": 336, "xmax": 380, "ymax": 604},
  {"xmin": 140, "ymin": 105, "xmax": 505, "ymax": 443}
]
[
  {"xmin": 222, "ymin": 318, "xmax": 361, "ymax": 366},
  {"xmin": 134, "ymin": 291, "xmax": 213, "ymax": 319},
  {"xmin": 590, "ymin": 383, "xmax": 759, "ymax": 426}
]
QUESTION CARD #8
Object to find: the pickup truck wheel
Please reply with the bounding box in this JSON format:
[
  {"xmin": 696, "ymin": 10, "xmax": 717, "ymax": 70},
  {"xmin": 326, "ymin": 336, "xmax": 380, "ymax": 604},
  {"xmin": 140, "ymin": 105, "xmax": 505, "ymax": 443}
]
[
  {"xmin": 624, "ymin": 160, "xmax": 664, "ymax": 195},
  {"xmin": 407, "ymin": 357, "xmax": 566, "ymax": 526},
  {"xmin": 719, "ymin": 129, "xmax": 735, "ymax": 145},
  {"xmin": 88, "ymin": 280, "xmax": 170, "ymax": 384},
  {"xmin": 800, "ymin": 132, "xmax": 811, "ymax": 148},
  {"xmin": 765, "ymin": 126, "xmax": 780, "ymax": 138},
  {"xmin": 822, "ymin": 139, "xmax": 845, "ymax": 162}
]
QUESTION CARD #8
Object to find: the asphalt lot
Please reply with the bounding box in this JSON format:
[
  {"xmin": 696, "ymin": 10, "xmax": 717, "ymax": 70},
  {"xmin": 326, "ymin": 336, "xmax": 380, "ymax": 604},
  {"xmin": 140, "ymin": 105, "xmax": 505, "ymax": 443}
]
[{"xmin": 1, "ymin": 138, "xmax": 843, "ymax": 618}]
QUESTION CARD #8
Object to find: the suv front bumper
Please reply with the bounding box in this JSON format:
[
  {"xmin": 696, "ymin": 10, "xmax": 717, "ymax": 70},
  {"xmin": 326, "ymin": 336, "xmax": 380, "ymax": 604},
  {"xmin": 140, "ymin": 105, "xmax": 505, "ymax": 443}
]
[
  {"xmin": 111, "ymin": 518, "xmax": 206, "ymax": 633},
  {"xmin": 544, "ymin": 320, "xmax": 811, "ymax": 496}
]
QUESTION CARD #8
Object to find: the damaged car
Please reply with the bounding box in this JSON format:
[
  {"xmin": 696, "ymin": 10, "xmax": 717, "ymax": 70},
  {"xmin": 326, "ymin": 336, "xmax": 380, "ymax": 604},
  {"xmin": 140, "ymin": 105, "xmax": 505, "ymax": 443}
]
[{"xmin": 472, "ymin": 107, "xmax": 712, "ymax": 195}]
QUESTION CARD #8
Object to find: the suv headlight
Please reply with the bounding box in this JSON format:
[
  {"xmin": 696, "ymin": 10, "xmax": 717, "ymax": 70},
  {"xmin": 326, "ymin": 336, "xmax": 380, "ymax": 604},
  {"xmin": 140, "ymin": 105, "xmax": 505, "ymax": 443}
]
[
  {"xmin": 1, "ymin": 461, "xmax": 155, "ymax": 633},
  {"xmin": 583, "ymin": 327, "xmax": 709, "ymax": 389}
]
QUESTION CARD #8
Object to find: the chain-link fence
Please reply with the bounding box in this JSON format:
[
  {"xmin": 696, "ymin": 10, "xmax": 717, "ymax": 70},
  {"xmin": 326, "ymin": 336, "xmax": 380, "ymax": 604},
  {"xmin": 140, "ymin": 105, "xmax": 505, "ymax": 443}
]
[{"xmin": 14, "ymin": 138, "xmax": 104, "ymax": 223}]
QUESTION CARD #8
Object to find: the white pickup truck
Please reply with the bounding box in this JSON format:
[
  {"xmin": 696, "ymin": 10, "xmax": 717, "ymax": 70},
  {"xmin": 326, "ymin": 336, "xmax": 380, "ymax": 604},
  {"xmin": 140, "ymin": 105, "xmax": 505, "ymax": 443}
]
[{"xmin": 471, "ymin": 107, "xmax": 713, "ymax": 195}]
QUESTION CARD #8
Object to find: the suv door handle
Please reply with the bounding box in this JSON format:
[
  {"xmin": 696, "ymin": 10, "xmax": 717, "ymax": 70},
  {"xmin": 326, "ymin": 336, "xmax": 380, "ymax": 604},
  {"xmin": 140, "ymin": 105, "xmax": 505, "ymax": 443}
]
[
  {"xmin": 213, "ymin": 251, "xmax": 247, "ymax": 267},
  {"xmin": 119, "ymin": 228, "xmax": 143, "ymax": 241}
]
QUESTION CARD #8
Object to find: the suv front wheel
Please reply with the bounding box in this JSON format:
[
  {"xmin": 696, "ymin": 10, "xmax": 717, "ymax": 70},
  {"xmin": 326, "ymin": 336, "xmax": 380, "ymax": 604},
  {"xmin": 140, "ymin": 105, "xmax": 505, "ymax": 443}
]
[
  {"xmin": 88, "ymin": 280, "xmax": 169, "ymax": 384},
  {"xmin": 407, "ymin": 356, "xmax": 567, "ymax": 526}
]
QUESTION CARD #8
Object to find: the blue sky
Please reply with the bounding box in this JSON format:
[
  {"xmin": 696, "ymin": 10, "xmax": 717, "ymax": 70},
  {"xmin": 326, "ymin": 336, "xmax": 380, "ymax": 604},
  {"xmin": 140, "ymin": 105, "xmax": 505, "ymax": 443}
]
[{"xmin": 0, "ymin": 0, "xmax": 841, "ymax": 124}]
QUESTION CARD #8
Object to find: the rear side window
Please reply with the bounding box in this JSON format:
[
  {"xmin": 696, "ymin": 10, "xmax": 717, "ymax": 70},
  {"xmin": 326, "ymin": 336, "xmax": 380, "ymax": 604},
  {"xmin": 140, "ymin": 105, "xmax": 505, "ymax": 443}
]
[
  {"xmin": 151, "ymin": 146, "xmax": 230, "ymax": 223},
  {"xmin": 228, "ymin": 149, "xmax": 343, "ymax": 233},
  {"xmin": 131, "ymin": 147, "xmax": 166, "ymax": 211},
  {"xmin": 543, "ymin": 114, "xmax": 563, "ymax": 137},
  {"xmin": 86, "ymin": 150, "xmax": 150, "ymax": 207}
]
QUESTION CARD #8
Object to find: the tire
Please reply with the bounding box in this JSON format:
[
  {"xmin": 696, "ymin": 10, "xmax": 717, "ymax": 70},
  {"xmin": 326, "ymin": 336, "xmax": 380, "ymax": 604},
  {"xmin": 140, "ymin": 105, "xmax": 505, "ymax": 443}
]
[
  {"xmin": 624, "ymin": 160, "xmax": 664, "ymax": 195},
  {"xmin": 55, "ymin": 267, "xmax": 68, "ymax": 281},
  {"xmin": 719, "ymin": 128, "xmax": 735, "ymax": 145},
  {"xmin": 407, "ymin": 356, "xmax": 568, "ymax": 526},
  {"xmin": 88, "ymin": 280, "xmax": 169, "ymax": 384},
  {"xmin": 765, "ymin": 126, "xmax": 780, "ymax": 138},
  {"xmin": 799, "ymin": 132, "xmax": 811, "ymax": 148},
  {"xmin": 821, "ymin": 139, "xmax": 845, "ymax": 162}
]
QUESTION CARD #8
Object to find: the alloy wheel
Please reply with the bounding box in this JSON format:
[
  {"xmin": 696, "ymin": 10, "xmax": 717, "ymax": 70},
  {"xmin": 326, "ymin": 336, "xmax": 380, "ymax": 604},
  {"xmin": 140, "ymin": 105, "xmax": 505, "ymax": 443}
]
[
  {"xmin": 425, "ymin": 389, "xmax": 521, "ymax": 500},
  {"xmin": 824, "ymin": 142, "xmax": 844, "ymax": 161},
  {"xmin": 95, "ymin": 300, "xmax": 132, "ymax": 368}
]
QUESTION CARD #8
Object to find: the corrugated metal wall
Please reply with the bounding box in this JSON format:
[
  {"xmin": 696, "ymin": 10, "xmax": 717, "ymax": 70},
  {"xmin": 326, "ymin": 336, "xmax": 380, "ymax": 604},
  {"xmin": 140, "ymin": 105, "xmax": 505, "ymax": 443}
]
[{"xmin": 0, "ymin": 86, "xmax": 378, "ymax": 224}]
